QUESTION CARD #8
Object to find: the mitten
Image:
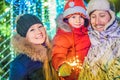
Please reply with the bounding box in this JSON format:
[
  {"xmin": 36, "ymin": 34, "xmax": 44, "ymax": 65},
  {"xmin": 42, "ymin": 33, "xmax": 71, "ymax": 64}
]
[{"xmin": 58, "ymin": 63, "xmax": 72, "ymax": 77}]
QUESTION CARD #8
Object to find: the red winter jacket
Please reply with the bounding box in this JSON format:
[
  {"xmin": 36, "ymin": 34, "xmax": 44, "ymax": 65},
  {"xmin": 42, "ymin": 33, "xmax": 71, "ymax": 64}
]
[{"xmin": 52, "ymin": 14, "xmax": 91, "ymax": 80}]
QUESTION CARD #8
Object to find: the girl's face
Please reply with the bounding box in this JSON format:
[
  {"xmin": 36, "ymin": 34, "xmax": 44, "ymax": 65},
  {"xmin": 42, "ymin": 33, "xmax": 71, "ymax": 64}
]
[
  {"xmin": 90, "ymin": 10, "xmax": 111, "ymax": 32},
  {"xmin": 26, "ymin": 23, "xmax": 46, "ymax": 45},
  {"xmin": 68, "ymin": 14, "xmax": 84, "ymax": 28}
]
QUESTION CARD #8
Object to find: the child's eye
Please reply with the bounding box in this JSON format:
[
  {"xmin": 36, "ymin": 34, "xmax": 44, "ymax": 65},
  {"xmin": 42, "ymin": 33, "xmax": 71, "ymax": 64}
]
[
  {"xmin": 72, "ymin": 16, "xmax": 76, "ymax": 18},
  {"xmin": 79, "ymin": 16, "xmax": 83, "ymax": 19}
]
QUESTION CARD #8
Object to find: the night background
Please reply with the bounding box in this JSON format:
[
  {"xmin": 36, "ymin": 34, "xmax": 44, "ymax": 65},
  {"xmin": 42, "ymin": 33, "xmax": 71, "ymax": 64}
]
[{"xmin": 0, "ymin": 0, "xmax": 120, "ymax": 79}]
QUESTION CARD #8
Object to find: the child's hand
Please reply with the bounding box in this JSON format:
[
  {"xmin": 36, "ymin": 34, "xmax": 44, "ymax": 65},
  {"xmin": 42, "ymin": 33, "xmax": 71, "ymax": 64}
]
[{"xmin": 58, "ymin": 63, "xmax": 72, "ymax": 77}]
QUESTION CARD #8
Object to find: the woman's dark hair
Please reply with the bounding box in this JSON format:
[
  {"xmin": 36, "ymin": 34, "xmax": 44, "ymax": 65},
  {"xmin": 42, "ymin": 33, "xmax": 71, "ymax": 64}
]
[{"xmin": 63, "ymin": 18, "xmax": 89, "ymax": 27}]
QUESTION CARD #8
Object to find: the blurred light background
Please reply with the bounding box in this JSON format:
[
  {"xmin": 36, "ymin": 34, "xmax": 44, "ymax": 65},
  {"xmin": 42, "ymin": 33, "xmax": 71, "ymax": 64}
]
[{"xmin": 0, "ymin": 0, "xmax": 120, "ymax": 79}]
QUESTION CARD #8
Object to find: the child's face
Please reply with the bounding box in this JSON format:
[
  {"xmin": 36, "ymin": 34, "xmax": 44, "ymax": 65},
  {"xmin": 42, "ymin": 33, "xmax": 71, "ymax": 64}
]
[
  {"xmin": 26, "ymin": 23, "xmax": 46, "ymax": 45},
  {"xmin": 90, "ymin": 10, "xmax": 111, "ymax": 32},
  {"xmin": 68, "ymin": 14, "xmax": 84, "ymax": 28}
]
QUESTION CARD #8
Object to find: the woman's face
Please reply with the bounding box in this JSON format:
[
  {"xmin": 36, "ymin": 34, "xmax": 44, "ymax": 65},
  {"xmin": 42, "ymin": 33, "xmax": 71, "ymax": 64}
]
[
  {"xmin": 68, "ymin": 14, "xmax": 84, "ymax": 28},
  {"xmin": 26, "ymin": 23, "xmax": 46, "ymax": 45},
  {"xmin": 90, "ymin": 10, "xmax": 111, "ymax": 32}
]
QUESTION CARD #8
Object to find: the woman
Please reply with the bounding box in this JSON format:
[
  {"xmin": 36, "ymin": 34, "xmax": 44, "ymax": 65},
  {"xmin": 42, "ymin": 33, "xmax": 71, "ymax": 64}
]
[{"xmin": 9, "ymin": 14, "xmax": 58, "ymax": 80}]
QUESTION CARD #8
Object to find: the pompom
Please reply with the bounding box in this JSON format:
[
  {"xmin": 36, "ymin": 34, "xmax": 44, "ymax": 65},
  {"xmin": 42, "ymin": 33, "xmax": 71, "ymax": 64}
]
[{"xmin": 69, "ymin": 2, "xmax": 74, "ymax": 7}]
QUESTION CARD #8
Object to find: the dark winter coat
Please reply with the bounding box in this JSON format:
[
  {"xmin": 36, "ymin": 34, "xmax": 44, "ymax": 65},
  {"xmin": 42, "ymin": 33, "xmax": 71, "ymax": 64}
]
[
  {"xmin": 9, "ymin": 34, "xmax": 56, "ymax": 80},
  {"xmin": 9, "ymin": 54, "xmax": 45, "ymax": 80}
]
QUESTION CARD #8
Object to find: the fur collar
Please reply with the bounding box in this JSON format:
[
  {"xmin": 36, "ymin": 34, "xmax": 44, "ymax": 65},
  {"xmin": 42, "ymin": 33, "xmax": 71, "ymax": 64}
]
[
  {"xmin": 11, "ymin": 34, "xmax": 51, "ymax": 62},
  {"xmin": 56, "ymin": 14, "xmax": 71, "ymax": 32}
]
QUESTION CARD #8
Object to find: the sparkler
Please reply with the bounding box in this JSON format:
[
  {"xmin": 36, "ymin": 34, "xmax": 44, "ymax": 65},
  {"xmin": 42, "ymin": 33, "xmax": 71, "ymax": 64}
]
[
  {"xmin": 58, "ymin": 56, "xmax": 83, "ymax": 77},
  {"xmin": 66, "ymin": 56, "xmax": 83, "ymax": 70}
]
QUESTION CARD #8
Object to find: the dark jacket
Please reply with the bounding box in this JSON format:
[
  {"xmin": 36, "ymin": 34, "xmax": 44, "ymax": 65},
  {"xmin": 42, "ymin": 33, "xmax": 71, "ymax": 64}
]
[
  {"xmin": 9, "ymin": 34, "xmax": 57, "ymax": 80},
  {"xmin": 9, "ymin": 54, "xmax": 45, "ymax": 80}
]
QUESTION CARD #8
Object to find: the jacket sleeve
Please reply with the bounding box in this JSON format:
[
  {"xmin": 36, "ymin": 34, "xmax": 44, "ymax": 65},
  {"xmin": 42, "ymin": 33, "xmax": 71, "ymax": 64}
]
[
  {"xmin": 52, "ymin": 34, "xmax": 71, "ymax": 71},
  {"xmin": 9, "ymin": 61, "xmax": 27, "ymax": 80}
]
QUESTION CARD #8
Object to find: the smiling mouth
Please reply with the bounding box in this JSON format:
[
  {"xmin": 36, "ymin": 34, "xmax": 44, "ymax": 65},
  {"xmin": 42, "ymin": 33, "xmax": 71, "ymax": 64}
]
[
  {"xmin": 75, "ymin": 24, "xmax": 81, "ymax": 26},
  {"xmin": 95, "ymin": 25, "xmax": 104, "ymax": 29},
  {"xmin": 95, "ymin": 27, "xmax": 105, "ymax": 32},
  {"xmin": 36, "ymin": 35, "xmax": 43, "ymax": 39},
  {"xmin": 96, "ymin": 27, "xmax": 103, "ymax": 29}
]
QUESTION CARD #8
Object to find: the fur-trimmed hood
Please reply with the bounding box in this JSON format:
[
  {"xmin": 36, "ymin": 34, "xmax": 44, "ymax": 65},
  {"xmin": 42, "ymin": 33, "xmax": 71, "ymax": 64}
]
[
  {"xmin": 56, "ymin": 14, "xmax": 71, "ymax": 32},
  {"xmin": 11, "ymin": 34, "xmax": 51, "ymax": 62}
]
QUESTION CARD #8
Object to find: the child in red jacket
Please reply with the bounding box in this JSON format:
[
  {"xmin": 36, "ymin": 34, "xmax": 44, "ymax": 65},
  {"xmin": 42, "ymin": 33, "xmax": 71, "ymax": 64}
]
[{"xmin": 52, "ymin": 0, "xmax": 91, "ymax": 80}]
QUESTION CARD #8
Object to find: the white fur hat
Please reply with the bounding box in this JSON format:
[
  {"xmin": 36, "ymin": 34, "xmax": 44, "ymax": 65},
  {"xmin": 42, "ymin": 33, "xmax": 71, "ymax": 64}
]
[
  {"xmin": 87, "ymin": 0, "xmax": 115, "ymax": 15},
  {"xmin": 87, "ymin": 0, "xmax": 116, "ymax": 30}
]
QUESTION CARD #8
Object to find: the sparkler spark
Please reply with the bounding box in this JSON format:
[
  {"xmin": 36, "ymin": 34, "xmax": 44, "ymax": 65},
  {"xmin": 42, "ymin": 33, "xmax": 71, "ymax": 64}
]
[{"xmin": 66, "ymin": 56, "xmax": 83, "ymax": 69}]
